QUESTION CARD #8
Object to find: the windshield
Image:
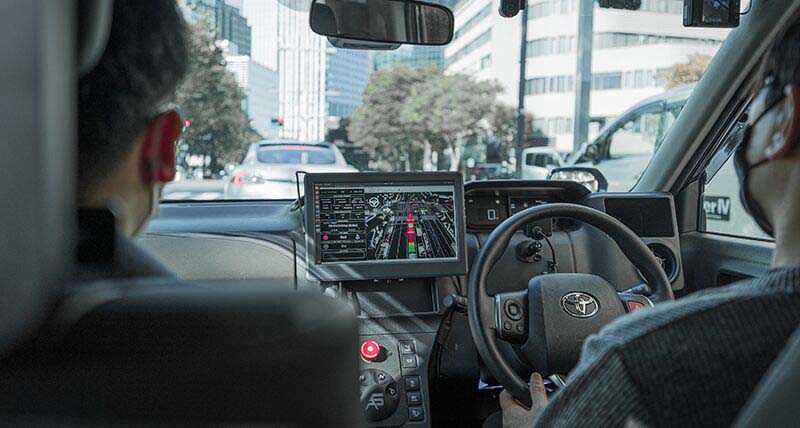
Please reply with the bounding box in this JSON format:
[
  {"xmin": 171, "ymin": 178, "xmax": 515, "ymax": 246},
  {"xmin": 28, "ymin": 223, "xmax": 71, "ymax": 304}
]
[{"xmin": 162, "ymin": 0, "xmax": 732, "ymax": 200}]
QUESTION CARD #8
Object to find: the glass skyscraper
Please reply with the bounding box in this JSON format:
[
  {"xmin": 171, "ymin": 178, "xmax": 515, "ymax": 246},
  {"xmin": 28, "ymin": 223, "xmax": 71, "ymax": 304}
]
[
  {"xmin": 181, "ymin": 0, "xmax": 252, "ymax": 56},
  {"xmin": 326, "ymin": 46, "xmax": 370, "ymax": 118},
  {"xmin": 372, "ymin": 45, "xmax": 446, "ymax": 71}
]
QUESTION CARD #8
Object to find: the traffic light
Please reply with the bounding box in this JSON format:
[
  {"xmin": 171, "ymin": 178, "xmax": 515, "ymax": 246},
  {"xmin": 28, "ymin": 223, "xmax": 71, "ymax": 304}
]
[{"xmin": 271, "ymin": 118, "xmax": 284, "ymax": 128}]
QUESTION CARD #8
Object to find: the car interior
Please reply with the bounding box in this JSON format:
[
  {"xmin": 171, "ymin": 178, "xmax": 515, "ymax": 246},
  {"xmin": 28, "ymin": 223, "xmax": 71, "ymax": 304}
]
[{"xmin": 1, "ymin": 0, "xmax": 799, "ymax": 426}]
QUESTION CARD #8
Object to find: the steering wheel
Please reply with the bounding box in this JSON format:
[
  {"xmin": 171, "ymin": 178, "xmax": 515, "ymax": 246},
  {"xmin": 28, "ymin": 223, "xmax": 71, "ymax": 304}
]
[{"xmin": 467, "ymin": 203, "xmax": 673, "ymax": 407}]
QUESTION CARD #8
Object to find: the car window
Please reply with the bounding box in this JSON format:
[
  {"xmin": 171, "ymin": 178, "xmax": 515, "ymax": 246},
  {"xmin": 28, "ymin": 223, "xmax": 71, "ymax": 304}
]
[
  {"xmin": 607, "ymin": 110, "xmax": 663, "ymax": 158},
  {"xmin": 161, "ymin": 1, "xmax": 731, "ymax": 201},
  {"xmin": 702, "ymin": 151, "xmax": 772, "ymax": 241},
  {"xmin": 527, "ymin": 153, "xmax": 559, "ymax": 168},
  {"xmin": 256, "ymin": 147, "xmax": 337, "ymax": 165}
]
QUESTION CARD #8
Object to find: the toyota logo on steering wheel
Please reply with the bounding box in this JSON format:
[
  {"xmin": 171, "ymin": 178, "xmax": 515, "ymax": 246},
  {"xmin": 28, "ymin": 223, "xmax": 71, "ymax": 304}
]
[{"xmin": 560, "ymin": 292, "xmax": 599, "ymax": 318}]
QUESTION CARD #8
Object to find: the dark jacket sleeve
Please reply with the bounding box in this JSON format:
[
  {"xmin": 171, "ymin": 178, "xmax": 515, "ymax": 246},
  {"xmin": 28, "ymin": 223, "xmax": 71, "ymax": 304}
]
[{"xmin": 536, "ymin": 333, "xmax": 651, "ymax": 428}]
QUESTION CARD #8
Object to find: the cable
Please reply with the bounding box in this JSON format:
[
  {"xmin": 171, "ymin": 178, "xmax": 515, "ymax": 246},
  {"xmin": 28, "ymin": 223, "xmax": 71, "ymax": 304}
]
[
  {"xmin": 292, "ymin": 239, "xmax": 298, "ymax": 290},
  {"xmin": 293, "ymin": 171, "xmax": 308, "ymax": 292},
  {"xmin": 542, "ymin": 234, "xmax": 558, "ymax": 273},
  {"xmin": 453, "ymin": 275, "xmax": 463, "ymax": 296}
]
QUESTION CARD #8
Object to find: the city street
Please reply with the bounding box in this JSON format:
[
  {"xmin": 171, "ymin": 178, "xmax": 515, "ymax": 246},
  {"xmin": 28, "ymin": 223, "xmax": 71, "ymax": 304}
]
[{"xmin": 162, "ymin": 179, "xmax": 226, "ymax": 201}]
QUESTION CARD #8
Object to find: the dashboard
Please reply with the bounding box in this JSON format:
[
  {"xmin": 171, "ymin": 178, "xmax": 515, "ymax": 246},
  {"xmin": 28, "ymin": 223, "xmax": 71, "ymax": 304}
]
[{"xmin": 145, "ymin": 174, "xmax": 686, "ymax": 428}]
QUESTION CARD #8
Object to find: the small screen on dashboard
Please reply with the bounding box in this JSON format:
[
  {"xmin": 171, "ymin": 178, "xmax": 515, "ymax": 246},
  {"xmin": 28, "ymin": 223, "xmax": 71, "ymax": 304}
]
[{"xmin": 312, "ymin": 181, "xmax": 458, "ymax": 264}]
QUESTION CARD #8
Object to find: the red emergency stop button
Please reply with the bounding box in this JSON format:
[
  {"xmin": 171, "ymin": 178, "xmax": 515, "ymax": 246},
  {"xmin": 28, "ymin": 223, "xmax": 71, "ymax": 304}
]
[{"xmin": 360, "ymin": 340, "xmax": 381, "ymax": 361}]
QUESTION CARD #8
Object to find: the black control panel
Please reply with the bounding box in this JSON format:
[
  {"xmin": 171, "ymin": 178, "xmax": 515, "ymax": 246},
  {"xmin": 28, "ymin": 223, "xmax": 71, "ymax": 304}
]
[{"xmin": 358, "ymin": 334, "xmax": 434, "ymax": 427}]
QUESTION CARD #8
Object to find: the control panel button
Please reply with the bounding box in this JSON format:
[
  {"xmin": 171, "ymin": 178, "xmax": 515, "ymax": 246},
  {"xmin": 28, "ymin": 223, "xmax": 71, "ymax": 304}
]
[
  {"xmin": 626, "ymin": 301, "xmax": 645, "ymax": 312},
  {"xmin": 408, "ymin": 406, "xmax": 425, "ymax": 422},
  {"xmin": 360, "ymin": 369, "xmax": 400, "ymax": 422},
  {"xmin": 407, "ymin": 391, "xmax": 422, "ymax": 405},
  {"xmin": 360, "ymin": 340, "xmax": 381, "ymax": 362},
  {"xmin": 503, "ymin": 321, "xmax": 512, "ymax": 331},
  {"xmin": 401, "ymin": 355, "xmax": 418, "ymax": 368},
  {"xmin": 404, "ymin": 376, "xmax": 421, "ymax": 391},
  {"xmin": 398, "ymin": 340, "xmax": 416, "ymax": 354},
  {"xmin": 505, "ymin": 300, "xmax": 523, "ymax": 321}
]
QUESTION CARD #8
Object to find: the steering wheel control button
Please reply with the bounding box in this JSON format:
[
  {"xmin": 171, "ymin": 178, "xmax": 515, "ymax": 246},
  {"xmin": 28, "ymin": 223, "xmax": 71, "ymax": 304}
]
[
  {"xmin": 503, "ymin": 321, "xmax": 512, "ymax": 331},
  {"xmin": 376, "ymin": 372, "xmax": 388, "ymax": 383},
  {"xmin": 505, "ymin": 300, "xmax": 523, "ymax": 320},
  {"xmin": 401, "ymin": 355, "xmax": 418, "ymax": 368},
  {"xmin": 404, "ymin": 376, "xmax": 421, "ymax": 391},
  {"xmin": 359, "ymin": 373, "xmax": 368, "ymax": 383},
  {"xmin": 360, "ymin": 340, "xmax": 381, "ymax": 362},
  {"xmin": 626, "ymin": 300, "xmax": 645, "ymax": 312},
  {"xmin": 516, "ymin": 324, "xmax": 525, "ymax": 333},
  {"xmin": 407, "ymin": 391, "xmax": 422, "ymax": 405},
  {"xmin": 398, "ymin": 340, "xmax": 416, "ymax": 354},
  {"xmin": 360, "ymin": 369, "xmax": 399, "ymax": 422},
  {"xmin": 408, "ymin": 406, "xmax": 425, "ymax": 422}
]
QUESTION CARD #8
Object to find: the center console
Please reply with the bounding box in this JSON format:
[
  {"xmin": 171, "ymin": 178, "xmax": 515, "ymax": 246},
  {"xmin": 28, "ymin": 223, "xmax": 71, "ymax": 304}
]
[{"xmin": 304, "ymin": 172, "xmax": 468, "ymax": 427}]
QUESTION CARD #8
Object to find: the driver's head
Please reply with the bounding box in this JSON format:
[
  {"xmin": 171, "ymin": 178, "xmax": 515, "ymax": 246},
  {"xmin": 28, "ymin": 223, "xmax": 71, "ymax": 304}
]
[
  {"xmin": 736, "ymin": 20, "xmax": 800, "ymax": 239},
  {"xmin": 78, "ymin": 0, "xmax": 188, "ymax": 235}
]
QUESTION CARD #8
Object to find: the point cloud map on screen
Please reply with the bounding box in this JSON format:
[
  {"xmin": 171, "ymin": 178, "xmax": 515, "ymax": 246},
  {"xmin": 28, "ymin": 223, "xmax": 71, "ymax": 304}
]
[{"xmin": 313, "ymin": 182, "xmax": 457, "ymax": 264}]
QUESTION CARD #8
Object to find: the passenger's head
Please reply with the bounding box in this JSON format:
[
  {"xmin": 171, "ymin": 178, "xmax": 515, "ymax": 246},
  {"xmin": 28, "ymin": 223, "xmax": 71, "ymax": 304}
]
[
  {"xmin": 737, "ymin": 20, "xmax": 800, "ymax": 239},
  {"xmin": 78, "ymin": 0, "xmax": 189, "ymax": 235}
]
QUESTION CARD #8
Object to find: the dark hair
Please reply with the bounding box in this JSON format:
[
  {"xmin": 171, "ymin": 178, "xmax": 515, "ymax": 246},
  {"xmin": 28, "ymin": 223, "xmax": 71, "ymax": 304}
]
[
  {"xmin": 764, "ymin": 20, "xmax": 800, "ymax": 90},
  {"xmin": 78, "ymin": 0, "xmax": 189, "ymax": 193}
]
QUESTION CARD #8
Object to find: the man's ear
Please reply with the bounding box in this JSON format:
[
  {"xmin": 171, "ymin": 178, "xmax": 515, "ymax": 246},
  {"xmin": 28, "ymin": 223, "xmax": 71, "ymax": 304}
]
[
  {"xmin": 768, "ymin": 85, "xmax": 800, "ymax": 159},
  {"xmin": 141, "ymin": 110, "xmax": 183, "ymax": 184}
]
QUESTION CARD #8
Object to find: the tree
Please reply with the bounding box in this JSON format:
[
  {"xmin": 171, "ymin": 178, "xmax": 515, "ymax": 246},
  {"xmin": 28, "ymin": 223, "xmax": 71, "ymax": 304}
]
[
  {"xmin": 485, "ymin": 104, "xmax": 535, "ymax": 163},
  {"xmin": 350, "ymin": 66, "xmax": 506, "ymax": 172},
  {"xmin": 660, "ymin": 54, "xmax": 712, "ymax": 89},
  {"xmin": 349, "ymin": 65, "xmax": 432, "ymax": 171},
  {"xmin": 401, "ymin": 74, "xmax": 502, "ymax": 171},
  {"xmin": 174, "ymin": 22, "xmax": 260, "ymax": 178}
]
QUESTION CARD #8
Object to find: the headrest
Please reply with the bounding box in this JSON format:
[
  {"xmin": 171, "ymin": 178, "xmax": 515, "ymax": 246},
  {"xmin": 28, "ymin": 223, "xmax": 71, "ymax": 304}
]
[{"xmin": 77, "ymin": 0, "xmax": 113, "ymax": 77}]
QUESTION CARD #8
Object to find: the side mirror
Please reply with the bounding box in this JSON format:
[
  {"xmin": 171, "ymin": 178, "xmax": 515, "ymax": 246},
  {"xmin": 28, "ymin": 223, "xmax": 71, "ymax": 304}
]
[
  {"xmin": 547, "ymin": 167, "xmax": 608, "ymax": 193},
  {"xmin": 309, "ymin": 0, "xmax": 454, "ymax": 47}
]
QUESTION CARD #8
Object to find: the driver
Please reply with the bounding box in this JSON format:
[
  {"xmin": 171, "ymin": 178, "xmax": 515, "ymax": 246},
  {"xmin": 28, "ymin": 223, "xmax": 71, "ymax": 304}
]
[{"xmin": 500, "ymin": 20, "xmax": 800, "ymax": 427}]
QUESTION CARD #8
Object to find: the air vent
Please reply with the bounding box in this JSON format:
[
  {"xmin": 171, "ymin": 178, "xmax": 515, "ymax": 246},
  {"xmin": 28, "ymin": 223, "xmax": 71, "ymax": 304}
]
[{"xmin": 647, "ymin": 243, "xmax": 678, "ymax": 282}]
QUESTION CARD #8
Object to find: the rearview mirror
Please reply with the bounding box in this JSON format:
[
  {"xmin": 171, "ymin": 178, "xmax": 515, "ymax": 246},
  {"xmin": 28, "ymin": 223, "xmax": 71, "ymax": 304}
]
[
  {"xmin": 547, "ymin": 167, "xmax": 608, "ymax": 193},
  {"xmin": 310, "ymin": 0, "xmax": 454, "ymax": 46}
]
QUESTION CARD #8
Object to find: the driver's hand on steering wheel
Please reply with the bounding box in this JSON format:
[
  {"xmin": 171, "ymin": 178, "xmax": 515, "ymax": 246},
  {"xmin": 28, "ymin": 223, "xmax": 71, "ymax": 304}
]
[{"xmin": 499, "ymin": 373, "xmax": 548, "ymax": 428}]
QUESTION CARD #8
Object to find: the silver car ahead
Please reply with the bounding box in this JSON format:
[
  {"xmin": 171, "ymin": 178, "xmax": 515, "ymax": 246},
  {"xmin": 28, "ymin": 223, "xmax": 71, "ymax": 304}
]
[{"xmin": 224, "ymin": 141, "xmax": 357, "ymax": 200}]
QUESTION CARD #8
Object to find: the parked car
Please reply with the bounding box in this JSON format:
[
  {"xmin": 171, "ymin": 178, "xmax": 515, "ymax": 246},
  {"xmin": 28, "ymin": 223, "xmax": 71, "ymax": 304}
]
[
  {"xmin": 520, "ymin": 147, "xmax": 564, "ymax": 179},
  {"xmin": 224, "ymin": 141, "xmax": 357, "ymax": 200},
  {"xmin": 566, "ymin": 84, "xmax": 695, "ymax": 190}
]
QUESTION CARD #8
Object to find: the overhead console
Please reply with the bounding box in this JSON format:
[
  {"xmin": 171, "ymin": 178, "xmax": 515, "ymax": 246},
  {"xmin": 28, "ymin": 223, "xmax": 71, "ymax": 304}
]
[{"xmin": 304, "ymin": 172, "xmax": 468, "ymax": 282}]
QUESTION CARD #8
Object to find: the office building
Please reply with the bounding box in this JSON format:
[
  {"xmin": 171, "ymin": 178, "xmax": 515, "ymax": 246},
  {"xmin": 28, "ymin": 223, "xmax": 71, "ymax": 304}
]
[
  {"xmin": 446, "ymin": 0, "xmax": 729, "ymax": 151},
  {"xmin": 326, "ymin": 47, "xmax": 370, "ymax": 118},
  {"xmin": 181, "ymin": 0, "xmax": 252, "ymax": 56},
  {"xmin": 241, "ymin": 0, "xmax": 370, "ymax": 141},
  {"xmin": 372, "ymin": 45, "xmax": 447, "ymax": 71},
  {"xmin": 225, "ymin": 55, "xmax": 280, "ymax": 139}
]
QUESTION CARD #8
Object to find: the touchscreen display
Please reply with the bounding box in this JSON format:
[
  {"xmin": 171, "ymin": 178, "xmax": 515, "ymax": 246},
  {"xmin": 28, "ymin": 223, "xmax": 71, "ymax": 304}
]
[{"xmin": 312, "ymin": 181, "xmax": 457, "ymax": 264}]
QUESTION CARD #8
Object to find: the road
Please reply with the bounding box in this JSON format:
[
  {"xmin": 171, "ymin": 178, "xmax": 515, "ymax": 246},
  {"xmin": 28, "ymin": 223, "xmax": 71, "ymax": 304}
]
[{"xmin": 162, "ymin": 179, "xmax": 226, "ymax": 201}]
